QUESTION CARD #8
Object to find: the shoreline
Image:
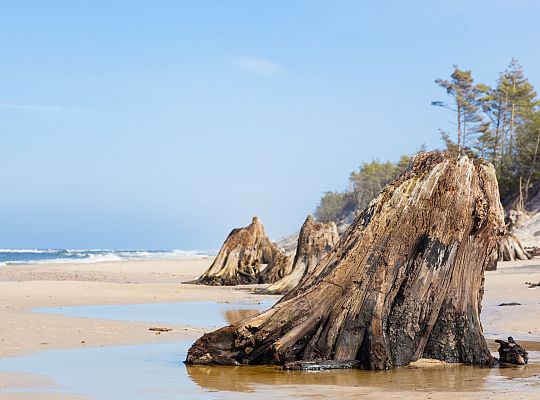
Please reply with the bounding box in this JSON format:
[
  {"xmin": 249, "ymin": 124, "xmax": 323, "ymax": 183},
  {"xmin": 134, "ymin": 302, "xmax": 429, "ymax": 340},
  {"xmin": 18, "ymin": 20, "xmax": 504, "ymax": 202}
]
[
  {"xmin": 0, "ymin": 257, "xmax": 539, "ymax": 357},
  {"xmin": 0, "ymin": 257, "xmax": 280, "ymax": 358},
  {"xmin": 0, "ymin": 257, "xmax": 539, "ymax": 399},
  {"xmin": 0, "ymin": 257, "xmax": 540, "ymax": 357}
]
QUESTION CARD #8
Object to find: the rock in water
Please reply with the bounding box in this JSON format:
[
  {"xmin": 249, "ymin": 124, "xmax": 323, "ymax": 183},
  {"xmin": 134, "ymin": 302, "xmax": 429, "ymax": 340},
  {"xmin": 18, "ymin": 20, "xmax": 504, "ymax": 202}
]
[
  {"xmin": 186, "ymin": 152, "xmax": 504, "ymax": 369},
  {"xmin": 191, "ymin": 217, "xmax": 281, "ymax": 285},
  {"xmin": 496, "ymin": 337, "xmax": 528, "ymax": 365},
  {"xmin": 263, "ymin": 215, "xmax": 339, "ymax": 294}
]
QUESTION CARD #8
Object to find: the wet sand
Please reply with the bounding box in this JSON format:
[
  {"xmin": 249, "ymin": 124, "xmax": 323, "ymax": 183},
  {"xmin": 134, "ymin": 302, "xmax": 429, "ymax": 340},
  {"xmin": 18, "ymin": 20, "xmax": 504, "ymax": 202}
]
[
  {"xmin": 0, "ymin": 258, "xmax": 279, "ymax": 358},
  {"xmin": 0, "ymin": 257, "xmax": 539, "ymax": 399}
]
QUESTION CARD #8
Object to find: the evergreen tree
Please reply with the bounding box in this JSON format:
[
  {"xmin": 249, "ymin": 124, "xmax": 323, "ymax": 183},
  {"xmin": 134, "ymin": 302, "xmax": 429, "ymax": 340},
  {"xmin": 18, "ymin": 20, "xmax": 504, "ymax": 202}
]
[{"xmin": 432, "ymin": 66, "xmax": 486, "ymax": 155}]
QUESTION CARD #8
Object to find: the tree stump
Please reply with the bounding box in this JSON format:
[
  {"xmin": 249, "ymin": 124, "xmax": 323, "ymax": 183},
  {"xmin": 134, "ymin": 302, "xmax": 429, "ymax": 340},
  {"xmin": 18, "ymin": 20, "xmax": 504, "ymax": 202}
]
[
  {"xmin": 495, "ymin": 337, "xmax": 528, "ymax": 365},
  {"xmin": 257, "ymin": 252, "xmax": 294, "ymax": 284},
  {"xmin": 498, "ymin": 234, "xmax": 531, "ymax": 262},
  {"xmin": 487, "ymin": 233, "xmax": 532, "ymax": 271},
  {"xmin": 189, "ymin": 217, "xmax": 282, "ymax": 285},
  {"xmin": 262, "ymin": 215, "xmax": 339, "ymax": 294},
  {"xmin": 186, "ymin": 152, "xmax": 505, "ymax": 369}
]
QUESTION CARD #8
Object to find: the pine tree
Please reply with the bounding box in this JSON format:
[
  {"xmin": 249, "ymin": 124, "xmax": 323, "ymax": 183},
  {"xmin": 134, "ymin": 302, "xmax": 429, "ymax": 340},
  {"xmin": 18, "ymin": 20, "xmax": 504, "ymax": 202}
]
[
  {"xmin": 432, "ymin": 66, "xmax": 486, "ymax": 156},
  {"xmin": 495, "ymin": 59, "xmax": 538, "ymax": 202}
]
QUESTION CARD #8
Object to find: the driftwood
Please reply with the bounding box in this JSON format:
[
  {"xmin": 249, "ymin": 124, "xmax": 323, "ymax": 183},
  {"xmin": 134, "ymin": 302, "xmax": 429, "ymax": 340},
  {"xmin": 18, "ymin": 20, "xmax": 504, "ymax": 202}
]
[
  {"xmin": 525, "ymin": 246, "xmax": 540, "ymax": 257},
  {"xmin": 186, "ymin": 152, "xmax": 504, "ymax": 369},
  {"xmin": 262, "ymin": 216, "xmax": 339, "ymax": 294},
  {"xmin": 189, "ymin": 217, "xmax": 283, "ymax": 285},
  {"xmin": 283, "ymin": 360, "xmax": 360, "ymax": 371},
  {"xmin": 495, "ymin": 337, "xmax": 528, "ymax": 365},
  {"xmin": 149, "ymin": 327, "xmax": 173, "ymax": 332}
]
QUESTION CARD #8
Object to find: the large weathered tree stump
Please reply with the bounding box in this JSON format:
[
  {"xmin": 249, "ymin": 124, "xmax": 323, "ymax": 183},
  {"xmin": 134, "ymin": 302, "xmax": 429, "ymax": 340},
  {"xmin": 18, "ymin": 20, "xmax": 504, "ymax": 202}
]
[
  {"xmin": 186, "ymin": 153, "xmax": 505, "ymax": 369},
  {"xmin": 190, "ymin": 217, "xmax": 282, "ymax": 285},
  {"xmin": 262, "ymin": 215, "xmax": 339, "ymax": 294}
]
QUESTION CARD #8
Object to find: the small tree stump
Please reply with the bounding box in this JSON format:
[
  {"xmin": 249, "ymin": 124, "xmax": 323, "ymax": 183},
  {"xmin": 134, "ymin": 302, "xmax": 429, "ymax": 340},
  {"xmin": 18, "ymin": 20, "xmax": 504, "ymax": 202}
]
[
  {"xmin": 498, "ymin": 234, "xmax": 531, "ymax": 262},
  {"xmin": 188, "ymin": 217, "xmax": 284, "ymax": 285},
  {"xmin": 486, "ymin": 234, "xmax": 531, "ymax": 271},
  {"xmin": 186, "ymin": 152, "xmax": 504, "ymax": 369},
  {"xmin": 495, "ymin": 337, "xmax": 528, "ymax": 365},
  {"xmin": 257, "ymin": 251, "xmax": 294, "ymax": 284},
  {"xmin": 262, "ymin": 216, "xmax": 339, "ymax": 294}
]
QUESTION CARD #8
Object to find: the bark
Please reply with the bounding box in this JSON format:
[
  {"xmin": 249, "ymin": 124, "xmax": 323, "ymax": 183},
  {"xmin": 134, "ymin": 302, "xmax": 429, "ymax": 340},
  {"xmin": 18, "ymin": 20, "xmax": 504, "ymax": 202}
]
[
  {"xmin": 186, "ymin": 152, "xmax": 505, "ymax": 369},
  {"xmin": 257, "ymin": 252, "xmax": 294, "ymax": 284},
  {"xmin": 189, "ymin": 217, "xmax": 281, "ymax": 285},
  {"xmin": 262, "ymin": 216, "xmax": 339, "ymax": 294}
]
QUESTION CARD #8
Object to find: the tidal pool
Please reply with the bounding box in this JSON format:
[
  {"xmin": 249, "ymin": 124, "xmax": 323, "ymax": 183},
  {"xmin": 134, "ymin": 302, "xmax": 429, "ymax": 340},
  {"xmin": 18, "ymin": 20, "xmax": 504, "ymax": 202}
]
[
  {"xmin": 0, "ymin": 300, "xmax": 538, "ymax": 399},
  {"xmin": 0, "ymin": 342, "xmax": 538, "ymax": 399},
  {"xmin": 34, "ymin": 300, "xmax": 276, "ymax": 328}
]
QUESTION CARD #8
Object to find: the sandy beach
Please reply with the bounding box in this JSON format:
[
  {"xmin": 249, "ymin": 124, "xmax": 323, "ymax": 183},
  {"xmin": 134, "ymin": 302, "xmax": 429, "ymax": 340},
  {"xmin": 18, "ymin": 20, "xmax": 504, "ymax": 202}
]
[
  {"xmin": 0, "ymin": 258, "xmax": 279, "ymax": 358},
  {"xmin": 0, "ymin": 257, "xmax": 539, "ymax": 399}
]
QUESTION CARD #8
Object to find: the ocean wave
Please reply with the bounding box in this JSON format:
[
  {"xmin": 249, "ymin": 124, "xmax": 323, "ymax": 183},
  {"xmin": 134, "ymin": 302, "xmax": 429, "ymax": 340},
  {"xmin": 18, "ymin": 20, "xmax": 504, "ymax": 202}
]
[
  {"xmin": 0, "ymin": 249, "xmax": 59, "ymax": 254},
  {"xmin": 0, "ymin": 248, "xmax": 210, "ymax": 265}
]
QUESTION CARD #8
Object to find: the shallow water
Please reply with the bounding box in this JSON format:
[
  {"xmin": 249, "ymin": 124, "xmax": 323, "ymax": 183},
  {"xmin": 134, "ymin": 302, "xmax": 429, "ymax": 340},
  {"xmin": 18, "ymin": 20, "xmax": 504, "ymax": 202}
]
[
  {"xmin": 2, "ymin": 301, "xmax": 539, "ymax": 399},
  {"xmin": 0, "ymin": 342, "xmax": 538, "ymax": 399},
  {"xmin": 35, "ymin": 300, "xmax": 276, "ymax": 328}
]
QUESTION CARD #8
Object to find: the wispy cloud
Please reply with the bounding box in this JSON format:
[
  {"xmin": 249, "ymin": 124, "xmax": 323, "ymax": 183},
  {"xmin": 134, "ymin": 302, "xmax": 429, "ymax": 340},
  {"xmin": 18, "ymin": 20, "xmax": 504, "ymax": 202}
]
[
  {"xmin": 0, "ymin": 103, "xmax": 78, "ymax": 112},
  {"xmin": 229, "ymin": 56, "xmax": 283, "ymax": 75}
]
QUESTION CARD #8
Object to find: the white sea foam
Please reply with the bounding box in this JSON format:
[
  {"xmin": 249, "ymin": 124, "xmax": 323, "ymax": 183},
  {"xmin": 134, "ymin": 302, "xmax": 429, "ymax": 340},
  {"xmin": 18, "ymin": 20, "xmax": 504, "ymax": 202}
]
[
  {"xmin": 0, "ymin": 249, "xmax": 59, "ymax": 254},
  {"xmin": 0, "ymin": 248, "xmax": 209, "ymax": 266}
]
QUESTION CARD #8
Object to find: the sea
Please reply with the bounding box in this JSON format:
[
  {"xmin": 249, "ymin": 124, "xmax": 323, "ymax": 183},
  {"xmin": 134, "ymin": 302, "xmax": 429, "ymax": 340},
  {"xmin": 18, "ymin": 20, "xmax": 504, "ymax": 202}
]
[{"xmin": 0, "ymin": 248, "xmax": 210, "ymax": 266}]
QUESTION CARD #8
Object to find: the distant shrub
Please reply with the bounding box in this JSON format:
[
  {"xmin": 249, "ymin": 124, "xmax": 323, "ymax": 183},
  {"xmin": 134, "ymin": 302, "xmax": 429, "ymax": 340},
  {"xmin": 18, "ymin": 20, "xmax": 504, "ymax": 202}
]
[{"xmin": 315, "ymin": 155, "xmax": 411, "ymax": 223}]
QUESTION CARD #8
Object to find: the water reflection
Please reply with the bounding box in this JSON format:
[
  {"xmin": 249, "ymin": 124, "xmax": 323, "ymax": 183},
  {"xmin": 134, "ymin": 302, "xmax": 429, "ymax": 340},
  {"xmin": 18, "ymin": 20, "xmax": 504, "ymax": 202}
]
[
  {"xmin": 186, "ymin": 353, "xmax": 540, "ymax": 394},
  {"xmin": 224, "ymin": 309, "xmax": 261, "ymax": 325},
  {"xmin": 34, "ymin": 300, "xmax": 276, "ymax": 328},
  {"xmin": 2, "ymin": 300, "xmax": 537, "ymax": 398}
]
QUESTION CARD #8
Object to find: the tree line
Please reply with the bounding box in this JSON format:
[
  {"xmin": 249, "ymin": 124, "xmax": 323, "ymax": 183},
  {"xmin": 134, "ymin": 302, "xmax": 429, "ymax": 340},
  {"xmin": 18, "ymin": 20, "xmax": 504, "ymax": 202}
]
[{"xmin": 315, "ymin": 59, "xmax": 540, "ymax": 223}]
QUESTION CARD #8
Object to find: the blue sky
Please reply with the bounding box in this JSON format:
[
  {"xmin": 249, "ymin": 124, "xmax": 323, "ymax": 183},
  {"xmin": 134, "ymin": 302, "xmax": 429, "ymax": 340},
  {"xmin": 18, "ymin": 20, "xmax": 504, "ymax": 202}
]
[{"xmin": 1, "ymin": 0, "xmax": 539, "ymax": 250}]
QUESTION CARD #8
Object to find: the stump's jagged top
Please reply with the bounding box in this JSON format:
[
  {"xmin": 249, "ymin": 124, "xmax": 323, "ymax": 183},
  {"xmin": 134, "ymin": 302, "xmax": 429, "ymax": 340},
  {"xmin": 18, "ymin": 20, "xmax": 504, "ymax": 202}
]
[{"xmin": 263, "ymin": 215, "xmax": 339, "ymax": 294}]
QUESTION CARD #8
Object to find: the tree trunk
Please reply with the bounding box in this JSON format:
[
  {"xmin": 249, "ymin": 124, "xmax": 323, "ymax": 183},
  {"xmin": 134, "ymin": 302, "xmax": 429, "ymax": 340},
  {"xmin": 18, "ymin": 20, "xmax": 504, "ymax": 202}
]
[
  {"xmin": 186, "ymin": 152, "xmax": 504, "ymax": 369},
  {"xmin": 497, "ymin": 233, "xmax": 531, "ymax": 262},
  {"xmin": 262, "ymin": 215, "xmax": 339, "ymax": 294},
  {"xmin": 188, "ymin": 217, "xmax": 281, "ymax": 285}
]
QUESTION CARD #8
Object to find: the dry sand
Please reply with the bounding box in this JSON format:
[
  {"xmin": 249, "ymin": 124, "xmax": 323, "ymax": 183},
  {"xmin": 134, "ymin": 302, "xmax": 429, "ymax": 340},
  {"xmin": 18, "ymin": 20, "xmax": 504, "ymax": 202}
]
[{"xmin": 0, "ymin": 257, "xmax": 539, "ymax": 399}]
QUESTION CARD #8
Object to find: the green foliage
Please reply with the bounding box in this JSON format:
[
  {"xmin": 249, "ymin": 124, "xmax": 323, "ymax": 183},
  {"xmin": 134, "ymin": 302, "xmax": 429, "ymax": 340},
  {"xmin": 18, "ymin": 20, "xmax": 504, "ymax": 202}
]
[
  {"xmin": 434, "ymin": 59, "xmax": 540, "ymax": 206},
  {"xmin": 350, "ymin": 156, "xmax": 411, "ymax": 211},
  {"xmin": 315, "ymin": 155, "xmax": 411, "ymax": 223},
  {"xmin": 432, "ymin": 66, "xmax": 486, "ymax": 155},
  {"xmin": 315, "ymin": 191, "xmax": 356, "ymax": 223},
  {"xmin": 318, "ymin": 59, "xmax": 540, "ymax": 221}
]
